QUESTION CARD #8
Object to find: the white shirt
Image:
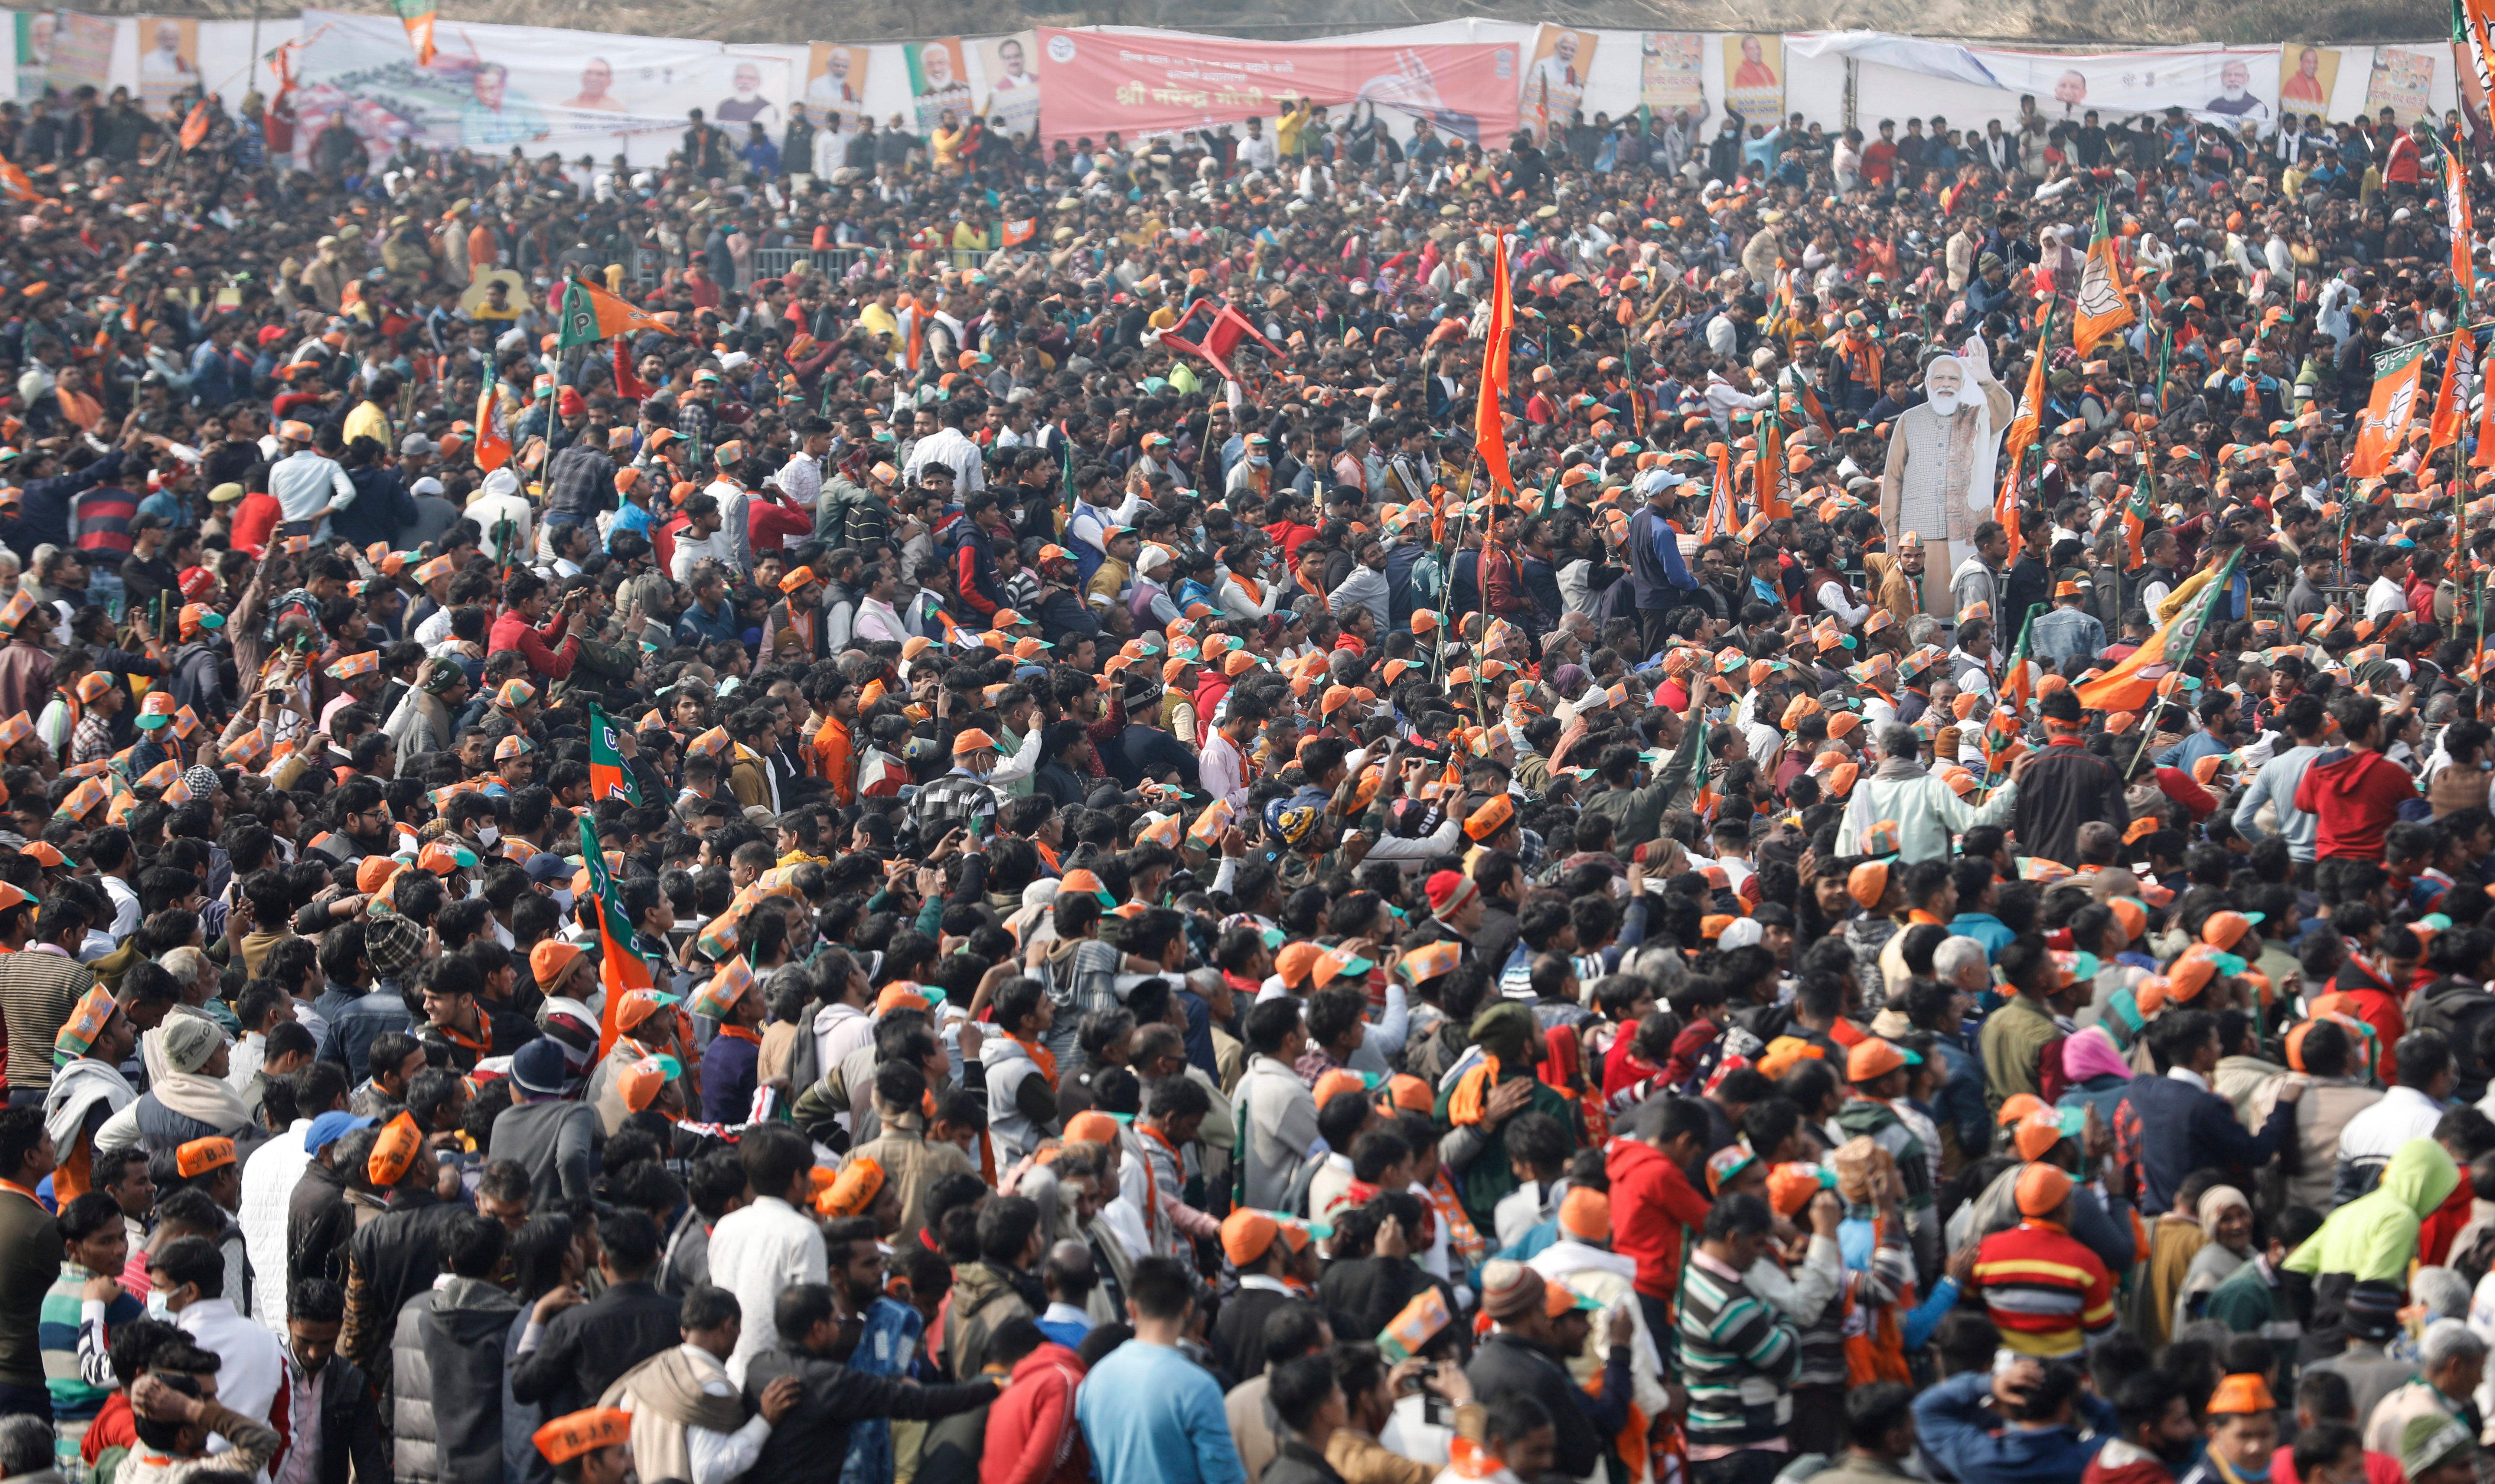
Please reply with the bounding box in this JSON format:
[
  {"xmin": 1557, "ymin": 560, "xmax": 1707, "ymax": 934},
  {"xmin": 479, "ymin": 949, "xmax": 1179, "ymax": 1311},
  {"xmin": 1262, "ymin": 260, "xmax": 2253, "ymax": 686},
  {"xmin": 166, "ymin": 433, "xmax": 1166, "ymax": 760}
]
[
  {"xmin": 2365, "ymin": 574, "xmax": 2411, "ymax": 623},
  {"xmin": 812, "ymin": 1002, "xmax": 874, "ymax": 1088},
  {"xmin": 277, "ymin": 1351, "xmax": 324, "ymax": 1484},
  {"xmin": 903, "ymin": 425, "xmax": 985, "ymax": 495},
  {"xmin": 267, "ymin": 450, "xmax": 356, "ymax": 531},
  {"xmin": 672, "ymin": 529, "xmax": 738, "ymax": 582},
  {"xmin": 239, "ymin": 1120, "xmax": 317, "ymax": 1327},
  {"xmin": 1200, "ymin": 730, "xmax": 1248, "ymax": 812},
  {"xmin": 707, "ymin": 1195, "xmax": 827, "ymax": 1383},
  {"xmin": 2339, "ymin": 1084, "xmax": 2447, "ymax": 1167},
  {"xmin": 101, "ymin": 873, "xmax": 140, "ymax": 938},
  {"xmin": 179, "ymin": 1297, "xmax": 286, "ymax": 1467},
  {"xmin": 615, "ymin": 1344, "xmax": 774, "ymax": 1484}
]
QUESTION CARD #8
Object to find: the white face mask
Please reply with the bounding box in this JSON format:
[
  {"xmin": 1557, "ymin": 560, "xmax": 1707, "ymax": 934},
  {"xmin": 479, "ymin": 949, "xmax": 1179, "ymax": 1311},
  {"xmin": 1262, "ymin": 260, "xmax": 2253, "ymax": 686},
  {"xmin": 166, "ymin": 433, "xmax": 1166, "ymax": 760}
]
[
  {"xmin": 478, "ymin": 826, "xmax": 500, "ymax": 847},
  {"xmin": 146, "ymin": 1289, "xmax": 172, "ymax": 1320}
]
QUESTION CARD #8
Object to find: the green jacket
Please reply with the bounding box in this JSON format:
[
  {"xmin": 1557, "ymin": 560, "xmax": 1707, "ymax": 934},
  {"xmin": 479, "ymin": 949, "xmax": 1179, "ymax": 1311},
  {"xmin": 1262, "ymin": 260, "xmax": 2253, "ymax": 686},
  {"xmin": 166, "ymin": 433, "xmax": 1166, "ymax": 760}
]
[
  {"xmin": 2284, "ymin": 1136, "xmax": 2458, "ymax": 1283},
  {"xmin": 1435, "ymin": 1062, "xmax": 1582, "ymax": 1228},
  {"xmin": 1575, "ymin": 715, "xmax": 1703, "ymax": 849}
]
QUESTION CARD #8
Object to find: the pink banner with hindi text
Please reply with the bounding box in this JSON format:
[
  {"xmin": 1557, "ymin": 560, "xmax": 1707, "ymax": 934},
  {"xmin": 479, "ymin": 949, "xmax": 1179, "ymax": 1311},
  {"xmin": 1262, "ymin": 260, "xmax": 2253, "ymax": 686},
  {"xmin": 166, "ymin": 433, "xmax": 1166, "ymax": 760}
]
[{"xmin": 1034, "ymin": 26, "xmax": 1520, "ymax": 149}]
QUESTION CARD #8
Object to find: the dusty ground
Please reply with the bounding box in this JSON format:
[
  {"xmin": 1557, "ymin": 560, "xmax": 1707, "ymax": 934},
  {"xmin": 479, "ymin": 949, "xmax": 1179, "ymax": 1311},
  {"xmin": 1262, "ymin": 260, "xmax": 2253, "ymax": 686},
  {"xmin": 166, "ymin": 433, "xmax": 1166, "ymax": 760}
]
[{"xmin": 69, "ymin": 0, "xmax": 2433, "ymax": 49}]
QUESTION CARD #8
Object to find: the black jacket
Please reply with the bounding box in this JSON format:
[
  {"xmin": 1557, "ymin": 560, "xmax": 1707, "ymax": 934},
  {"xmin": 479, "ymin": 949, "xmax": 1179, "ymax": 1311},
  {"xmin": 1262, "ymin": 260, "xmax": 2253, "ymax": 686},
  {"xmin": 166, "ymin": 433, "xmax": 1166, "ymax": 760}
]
[
  {"xmin": 288, "ymin": 1157, "xmax": 355, "ymax": 1293},
  {"xmin": 1466, "ymin": 1332, "xmax": 1605, "ymax": 1480},
  {"xmin": 341, "ymin": 1188, "xmax": 466, "ymax": 1388},
  {"xmin": 508, "ymin": 1278, "xmax": 682, "ymax": 1418},
  {"xmin": 743, "ymin": 1343, "xmax": 997, "ymax": 1483},
  {"xmin": 300, "ymin": 1352, "xmax": 388, "ymax": 1484},
  {"xmin": 1263, "ymin": 1437, "xmax": 1351, "ymax": 1484},
  {"xmin": 2009, "ymin": 738, "xmax": 2131, "ymax": 871}
]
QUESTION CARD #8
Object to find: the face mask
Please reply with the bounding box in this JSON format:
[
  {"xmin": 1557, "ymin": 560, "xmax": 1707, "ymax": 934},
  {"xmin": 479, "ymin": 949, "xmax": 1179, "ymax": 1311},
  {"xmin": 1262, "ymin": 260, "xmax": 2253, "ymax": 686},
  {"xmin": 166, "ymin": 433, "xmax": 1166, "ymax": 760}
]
[
  {"xmin": 478, "ymin": 825, "xmax": 500, "ymax": 846},
  {"xmin": 146, "ymin": 1289, "xmax": 171, "ymax": 1320}
]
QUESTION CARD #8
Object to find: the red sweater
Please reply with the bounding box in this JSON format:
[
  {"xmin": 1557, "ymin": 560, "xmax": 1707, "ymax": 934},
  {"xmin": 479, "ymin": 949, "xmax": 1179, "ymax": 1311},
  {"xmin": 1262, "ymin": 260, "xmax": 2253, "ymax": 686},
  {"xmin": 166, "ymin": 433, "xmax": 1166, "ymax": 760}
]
[
  {"xmin": 981, "ymin": 1341, "xmax": 1089, "ymax": 1484},
  {"xmin": 1605, "ymin": 1134, "xmax": 1713, "ymax": 1301},
  {"xmin": 1974, "ymin": 1217, "xmax": 2116, "ymax": 1357},
  {"xmin": 487, "ymin": 607, "xmax": 580, "ymax": 682},
  {"xmin": 2293, "ymin": 747, "xmax": 2418, "ymax": 861}
]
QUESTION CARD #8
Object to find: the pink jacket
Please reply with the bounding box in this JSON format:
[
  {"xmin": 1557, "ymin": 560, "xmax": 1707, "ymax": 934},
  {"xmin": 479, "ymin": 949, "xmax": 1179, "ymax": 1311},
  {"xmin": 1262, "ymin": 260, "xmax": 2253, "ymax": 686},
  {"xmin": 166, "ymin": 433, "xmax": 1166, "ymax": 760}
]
[{"xmin": 980, "ymin": 1342, "xmax": 1089, "ymax": 1484}]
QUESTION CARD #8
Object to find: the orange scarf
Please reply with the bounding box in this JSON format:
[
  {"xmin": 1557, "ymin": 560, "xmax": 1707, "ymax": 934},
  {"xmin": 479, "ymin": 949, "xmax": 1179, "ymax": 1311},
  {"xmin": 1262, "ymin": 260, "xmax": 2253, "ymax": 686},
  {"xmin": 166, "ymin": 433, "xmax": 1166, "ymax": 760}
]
[
  {"xmin": 717, "ymin": 1024, "xmax": 763, "ymax": 1046},
  {"xmin": 1447, "ymin": 1055, "xmax": 1502, "ymax": 1125},
  {"xmin": 1007, "ymin": 1031, "xmax": 1059, "ymax": 1091}
]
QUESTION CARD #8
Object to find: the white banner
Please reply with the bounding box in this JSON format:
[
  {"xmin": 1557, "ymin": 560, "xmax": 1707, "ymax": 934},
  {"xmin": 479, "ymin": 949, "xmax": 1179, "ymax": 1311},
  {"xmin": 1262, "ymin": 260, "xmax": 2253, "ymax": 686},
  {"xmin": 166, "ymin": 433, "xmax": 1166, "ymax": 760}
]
[
  {"xmin": 292, "ymin": 8, "xmax": 790, "ymax": 164},
  {"xmin": 1966, "ymin": 43, "xmax": 2283, "ymax": 126}
]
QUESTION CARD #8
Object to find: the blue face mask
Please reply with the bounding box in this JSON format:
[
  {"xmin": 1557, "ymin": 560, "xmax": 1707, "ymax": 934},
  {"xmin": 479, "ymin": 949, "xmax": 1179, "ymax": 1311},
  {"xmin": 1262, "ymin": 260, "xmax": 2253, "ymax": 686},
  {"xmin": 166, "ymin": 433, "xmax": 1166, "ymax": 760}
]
[{"xmin": 2231, "ymin": 1459, "xmax": 2272, "ymax": 1483}]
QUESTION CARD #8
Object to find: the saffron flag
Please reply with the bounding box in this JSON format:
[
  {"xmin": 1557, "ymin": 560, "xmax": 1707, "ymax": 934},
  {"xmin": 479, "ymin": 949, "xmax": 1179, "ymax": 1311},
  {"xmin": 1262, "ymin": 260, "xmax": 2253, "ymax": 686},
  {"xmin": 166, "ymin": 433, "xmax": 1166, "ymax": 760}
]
[
  {"xmin": 475, "ymin": 379, "xmax": 512, "ymax": 474},
  {"xmin": 2077, "ymin": 547, "xmax": 2241, "ymax": 714},
  {"xmin": 1756, "ymin": 418, "xmax": 1789, "ymax": 519},
  {"xmin": 2073, "ymin": 197, "xmax": 2137, "ymax": 353},
  {"xmin": 1700, "ymin": 443, "xmax": 1735, "ymax": 542},
  {"xmin": 579, "ymin": 816, "xmax": 655, "ymax": 1057},
  {"xmin": 178, "ymin": 101, "xmax": 211, "ymax": 153},
  {"xmin": 2348, "ymin": 340, "xmax": 2434, "ymax": 477},
  {"xmin": 2477, "ymin": 343, "xmax": 2495, "ymax": 468},
  {"xmin": 0, "ymin": 159, "xmax": 43, "ymax": 205},
  {"xmin": 2460, "ymin": 0, "xmax": 2495, "ymax": 115},
  {"xmin": 1475, "ymin": 234, "xmax": 1516, "ymax": 495},
  {"xmin": 588, "ymin": 704, "xmax": 643, "ymax": 807},
  {"xmin": 2452, "ymin": 150, "xmax": 2476, "ymax": 298},
  {"xmin": 1997, "ymin": 313, "xmax": 2052, "ymax": 554},
  {"xmin": 2433, "ymin": 335, "xmax": 2476, "ymax": 451},
  {"xmin": 558, "ymin": 276, "xmax": 673, "ymax": 351},
  {"xmin": 391, "ymin": 0, "xmax": 437, "ymax": 65},
  {"xmin": 1002, "ymin": 217, "xmax": 1036, "ymax": 248}
]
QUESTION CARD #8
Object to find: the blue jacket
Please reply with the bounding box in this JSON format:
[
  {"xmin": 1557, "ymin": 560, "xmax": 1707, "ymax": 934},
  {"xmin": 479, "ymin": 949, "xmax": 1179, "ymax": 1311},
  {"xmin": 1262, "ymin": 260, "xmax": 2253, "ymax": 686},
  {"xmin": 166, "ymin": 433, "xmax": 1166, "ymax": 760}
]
[
  {"xmin": 1916, "ymin": 1369, "xmax": 2119, "ymax": 1484},
  {"xmin": 1626, "ymin": 505, "xmax": 1696, "ymax": 616},
  {"xmin": 1929, "ymin": 1035, "xmax": 1990, "ymax": 1162},
  {"xmin": 2118, "ymin": 1070, "xmax": 2297, "ymax": 1214},
  {"xmin": 674, "ymin": 597, "xmax": 740, "ymax": 648},
  {"xmin": 1950, "ymin": 912, "xmax": 2016, "ymax": 962}
]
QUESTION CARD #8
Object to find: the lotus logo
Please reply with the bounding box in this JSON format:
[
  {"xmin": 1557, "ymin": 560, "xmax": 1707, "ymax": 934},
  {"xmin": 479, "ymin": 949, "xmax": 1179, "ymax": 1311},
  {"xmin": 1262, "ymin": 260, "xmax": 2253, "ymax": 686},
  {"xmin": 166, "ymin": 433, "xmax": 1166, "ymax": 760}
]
[{"xmin": 1047, "ymin": 34, "xmax": 1076, "ymax": 64}]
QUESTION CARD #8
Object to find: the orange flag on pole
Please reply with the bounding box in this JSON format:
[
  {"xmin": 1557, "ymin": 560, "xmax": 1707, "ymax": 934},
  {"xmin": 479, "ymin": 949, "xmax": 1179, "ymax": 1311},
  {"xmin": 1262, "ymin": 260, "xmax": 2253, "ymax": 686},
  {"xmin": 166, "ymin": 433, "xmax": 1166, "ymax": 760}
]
[
  {"xmin": 0, "ymin": 158, "xmax": 43, "ymax": 205},
  {"xmin": 2349, "ymin": 341, "xmax": 2433, "ymax": 477},
  {"xmin": 178, "ymin": 101, "xmax": 211, "ymax": 152},
  {"xmin": 2073, "ymin": 197, "xmax": 2136, "ymax": 353},
  {"xmin": 1700, "ymin": 443, "xmax": 1734, "ymax": 542},
  {"xmin": 1474, "ymin": 234, "xmax": 1515, "ymax": 495},
  {"xmin": 2433, "ymin": 335, "xmax": 2475, "ymax": 450},
  {"xmin": 1996, "ymin": 316, "xmax": 2051, "ymax": 555},
  {"xmin": 475, "ymin": 380, "xmax": 512, "ymax": 474},
  {"xmin": 1756, "ymin": 418, "xmax": 1788, "ymax": 519},
  {"xmin": 2451, "ymin": 150, "xmax": 2476, "ymax": 297}
]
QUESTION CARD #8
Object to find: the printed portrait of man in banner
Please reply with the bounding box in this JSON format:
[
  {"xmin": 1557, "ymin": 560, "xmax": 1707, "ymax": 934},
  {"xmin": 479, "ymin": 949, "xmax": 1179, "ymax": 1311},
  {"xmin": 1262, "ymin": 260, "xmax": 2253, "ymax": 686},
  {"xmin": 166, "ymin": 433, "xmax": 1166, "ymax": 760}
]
[
  {"xmin": 12, "ymin": 12, "xmax": 53, "ymax": 102},
  {"xmin": 2278, "ymin": 43, "xmax": 2339, "ymax": 114},
  {"xmin": 137, "ymin": 17, "xmax": 199, "ymax": 116},
  {"xmin": 907, "ymin": 39, "xmax": 973, "ymax": 133},
  {"xmin": 804, "ymin": 43, "xmax": 870, "ymax": 131},
  {"xmin": 1723, "ymin": 33, "xmax": 1782, "ymax": 121},
  {"xmin": 979, "ymin": 33, "xmax": 1040, "ymax": 140},
  {"xmin": 1526, "ymin": 26, "xmax": 1595, "ymax": 135}
]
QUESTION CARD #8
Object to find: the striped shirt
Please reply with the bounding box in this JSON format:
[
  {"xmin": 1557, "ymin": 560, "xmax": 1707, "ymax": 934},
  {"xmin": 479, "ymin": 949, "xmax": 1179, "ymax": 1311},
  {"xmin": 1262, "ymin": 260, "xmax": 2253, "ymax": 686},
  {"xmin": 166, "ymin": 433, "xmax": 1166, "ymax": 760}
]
[
  {"xmin": 41, "ymin": 1261, "xmax": 139, "ymax": 1431},
  {"xmin": 1676, "ymin": 1248, "xmax": 1800, "ymax": 1453},
  {"xmin": 1974, "ymin": 1217, "xmax": 2117, "ymax": 1357},
  {"xmin": 0, "ymin": 946, "xmax": 97, "ymax": 1092}
]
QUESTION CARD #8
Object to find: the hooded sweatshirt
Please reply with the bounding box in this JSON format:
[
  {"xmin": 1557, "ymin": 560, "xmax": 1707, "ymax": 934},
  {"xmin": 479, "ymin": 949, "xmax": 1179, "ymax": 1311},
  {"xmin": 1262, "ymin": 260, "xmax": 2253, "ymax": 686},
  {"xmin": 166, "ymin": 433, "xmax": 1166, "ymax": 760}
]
[
  {"xmin": 2292, "ymin": 744, "xmax": 2418, "ymax": 862},
  {"xmin": 2283, "ymin": 1136, "xmax": 2458, "ymax": 1346}
]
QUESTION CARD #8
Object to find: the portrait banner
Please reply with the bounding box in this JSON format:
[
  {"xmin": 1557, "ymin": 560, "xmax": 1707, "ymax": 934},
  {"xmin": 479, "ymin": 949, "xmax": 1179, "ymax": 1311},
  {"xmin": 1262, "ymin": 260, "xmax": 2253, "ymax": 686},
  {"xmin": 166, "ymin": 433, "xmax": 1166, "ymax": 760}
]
[
  {"xmin": 802, "ymin": 42, "xmax": 871, "ymax": 133},
  {"xmin": 12, "ymin": 13, "xmax": 53, "ymax": 101},
  {"xmin": 1967, "ymin": 43, "xmax": 2279, "ymax": 125},
  {"xmin": 906, "ymin": 38, "xmax": 973, "ymax": 133},
  {"xmin": 291, "ymin": 9, "xmax": 783, "ymax": 166},
  {"xmin": 137, "ymin": 18, "xmax": 201, "ymax": 117},
  {"xmin": 978, "ymin": 32, "xmax": 1040, "ymax": 141},
  {"xmin": 1640, "ymin": 33, "xmax": 1703, "ymax": 116},
  {"xmin": 46, "ymin": 12, "xmax": 111, "ymax": 97},
  {"xmin": 1035, "ymin": 26, "xmax": 1520, "ymax": 147},
  {"xmin": 2365, "ymin": 47, "xmax": 2436, "ymax": 125},
  {"xmin": 1723, "ymin": 34, "xmax": 1783, "ymax": 122},
  {"xmin": 2277, "ymin": 42, "xmax": 2340, "ymax": 116},
  {"xmin": 1525, "ymin": 25, "xmax": 1595, "ymax": 136}
]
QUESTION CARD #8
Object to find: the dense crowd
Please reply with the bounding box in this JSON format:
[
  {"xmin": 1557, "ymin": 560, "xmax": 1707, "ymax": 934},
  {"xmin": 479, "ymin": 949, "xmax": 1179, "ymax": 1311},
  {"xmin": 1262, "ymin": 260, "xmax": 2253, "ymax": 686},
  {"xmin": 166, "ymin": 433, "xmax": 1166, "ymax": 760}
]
[{"xmin": 0, "ymin": 44, "xmax": 2492, "ymax": 1484}]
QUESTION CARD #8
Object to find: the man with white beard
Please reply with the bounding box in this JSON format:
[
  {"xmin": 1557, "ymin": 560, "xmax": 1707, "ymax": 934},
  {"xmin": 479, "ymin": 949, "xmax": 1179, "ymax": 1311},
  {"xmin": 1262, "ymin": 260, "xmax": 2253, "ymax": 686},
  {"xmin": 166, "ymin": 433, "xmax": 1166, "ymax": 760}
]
[
  {"xmin": 2204, "ymin": 58, "xmax": 2270, "ymax": 120},
  {"xmin": 1878, "ymin": 348, "xmax": 2015, "ymax": 619}
]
